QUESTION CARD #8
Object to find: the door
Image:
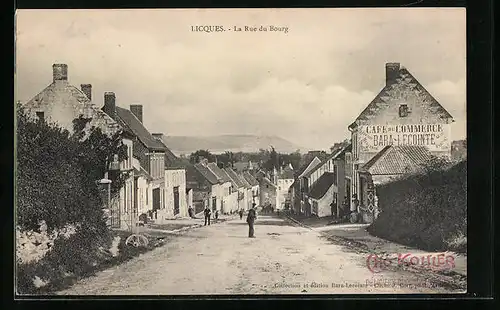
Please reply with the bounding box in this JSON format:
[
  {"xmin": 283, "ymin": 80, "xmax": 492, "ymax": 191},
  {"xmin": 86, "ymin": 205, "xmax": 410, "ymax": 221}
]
[
  {"xmin": 173, "ymin": 186, "xmax": 180, "ymax": 215},
  {"xmin": 152, "ymin": 188, "xmax": 161, "ymax": 212},
  {"xmin": 212, "ymin": 197, "xmax": 217, "ymax": 211}
]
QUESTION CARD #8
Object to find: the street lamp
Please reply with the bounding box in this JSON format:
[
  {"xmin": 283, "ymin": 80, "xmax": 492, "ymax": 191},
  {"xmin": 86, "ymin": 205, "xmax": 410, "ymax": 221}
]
[{"xmin": 97, "ymin": 154, "xmax": 120, "ymax": 228}]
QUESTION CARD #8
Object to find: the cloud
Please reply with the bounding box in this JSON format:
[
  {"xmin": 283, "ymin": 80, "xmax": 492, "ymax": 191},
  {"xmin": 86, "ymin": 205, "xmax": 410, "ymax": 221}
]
[{"xmin": 15, "ymin": 8, "xmax": 466, "ymax": 150}]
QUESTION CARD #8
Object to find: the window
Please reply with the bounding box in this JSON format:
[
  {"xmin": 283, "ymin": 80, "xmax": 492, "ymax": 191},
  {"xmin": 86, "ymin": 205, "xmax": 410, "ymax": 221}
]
[
  {"xmin": 399, "ymin": 104, "xmax": 409, "ymax": 117},
  {"xmin": 36, "ymin": 112, "xmax": 44, "ymax": 122}
]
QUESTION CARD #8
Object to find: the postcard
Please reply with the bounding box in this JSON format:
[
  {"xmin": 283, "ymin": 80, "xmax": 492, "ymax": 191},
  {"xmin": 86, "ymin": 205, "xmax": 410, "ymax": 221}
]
[{"xmin": 14, "ymin": 8, "xmax": 467, "ymax": 296}]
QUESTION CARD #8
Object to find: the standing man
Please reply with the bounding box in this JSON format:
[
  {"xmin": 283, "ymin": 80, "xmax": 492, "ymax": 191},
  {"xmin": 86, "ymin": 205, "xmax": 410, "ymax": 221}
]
[
  {"xmin": 239, "ymin": 209, "xmax": 244, "ymax": 220},
  {"xmin": 246, "ymin": 203, "xmax": 257, "ymax": 238},
  {"xmin": 204, "ymin": 206, "xmax": 211, "ymax": 226}
]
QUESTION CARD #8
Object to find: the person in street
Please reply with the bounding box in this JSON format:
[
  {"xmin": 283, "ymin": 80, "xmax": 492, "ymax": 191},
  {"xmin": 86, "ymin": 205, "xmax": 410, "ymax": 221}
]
[
  {"xmin": 246, "ymin": 204, "xmax": 257, "ymax": 238},
  {"xmin": 188, "ymin": 206, "xmax": 194, "ymax": 218},
  {"xmin": 239, "ymin": 209, "xmax": 244, "ymax": 220},
  {"xmin": 215, "ymin": 210, "xmax": 219, "ymax": 220},
  {"xmin": 204, "ymin": 207, "xmax": 211, "ymax": 226}
]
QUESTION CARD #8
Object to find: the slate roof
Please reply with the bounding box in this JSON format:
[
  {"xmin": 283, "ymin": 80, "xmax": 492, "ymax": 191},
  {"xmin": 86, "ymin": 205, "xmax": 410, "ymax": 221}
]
[
  {"xmin": 303, "ymin": 144, "xmax": 352, "ymax": 178},
  {"xmin": 207, "ymin": 163, "xmax": 232, "ymax": 184},
  {"xmin": 243, "ymin": 171, "xmax": 259, "ymax": 186},
  {"xmin": 238, "ymin": 173, "xmax": 252, "ymax": 188},
  {"xmin": 219, "ymin": 169, "xmax": 240, "ymax": 188},
  {"xmin": 308, "ymin": 172, "xmax": 335, "ymax": 199},
  {"xmin": 24, "ymin": 81, "xmax": 123, "ymax": 136},
  {"xmin": 298, "ymin": 157, "xmax": 322, "ymax": 179},
  {"xmin": 115, "ymin": 106, "xmax": 166, "ymax": 151},
  {"xmin": 349, "ymin": 66, "xmax": 453, "ymax": 129},
  {"xmin": 224, "ymin": 168, "xmax": 246, "ymax": 188},
  {"xmin": 194, "ymin": 163, "xmax": 221, "ymax": 185},
  {"xmin": 360, "ymin": 145, "xmax": 434, "ymax": 175}
]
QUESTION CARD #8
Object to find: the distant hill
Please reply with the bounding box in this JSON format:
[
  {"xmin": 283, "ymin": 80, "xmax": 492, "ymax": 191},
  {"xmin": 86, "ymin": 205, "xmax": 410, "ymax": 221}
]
[{"xmin": 162, "ymin": 135, "xmax": 305, "ymax": 155}]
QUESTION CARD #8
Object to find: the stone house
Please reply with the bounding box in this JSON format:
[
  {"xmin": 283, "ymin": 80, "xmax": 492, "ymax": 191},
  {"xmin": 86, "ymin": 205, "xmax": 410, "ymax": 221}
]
[
  {"xmin": 105, "ymin": 102, "xmax": 168, "ymax": 223},
  {"xmin": 276, "ymin": 166, "xmax": 294, "ymax": 210},
  {"xmin": 296, "ymin": 157, "xmax": 322, "ymax": 215},
  {"xmin": 153, "ymin": 133, "xmax": 193, "ymax": 219},
  {"xmin": 224, "ymin": 168, "xmax": 250, "ymax": 211},
  {"xmin": 242, "ymin": 171, "xmax": 260, "ymax": 207},
  {"xmin": 237, "ymin": 172, "xmax": 254, "ymax": 210},
  {"xmin": 302, "ymin": 144, "xmax": 351, "ymax": 218},
  {"xmin": 22, "ymin": 64, "xmax": 135, "ymax": 230},
  {"xmin": 357, "ymin": 145, "xmax": 435, "ymax": 223},
  {"xmin": 348, "ymin": 62, "xmax": 454, "ymax": 223},
  {"xmin": 207, "ymin": 163, "xmax": 233, "ymax": 214},
  {"xmin": 219, "ymin": 168, "xmax": 240, "ymax": 214},
  {"xmin": 194, "ymin": 160, "xmax": 222, "ymax": 212}
]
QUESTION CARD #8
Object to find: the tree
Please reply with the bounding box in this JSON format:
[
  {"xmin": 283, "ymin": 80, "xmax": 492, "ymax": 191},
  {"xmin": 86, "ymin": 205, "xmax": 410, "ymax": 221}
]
[
  {"xmin": 263, "ymin": 146, "xmax": 283, "ymax": 172},
  {"xmin": 16, "ymin": 105, "xmax": 133, "ymax": 293},
  {"xmin": 16, "ymin": 108, "xmax": 129, "ymax": 233},
  {"xmin": 189, "ymin": 149, "xmax": 215, "ymax": 164},
  {"xmin": 216, "ymin": 151, "xmax": 236, "ymax": 168}
]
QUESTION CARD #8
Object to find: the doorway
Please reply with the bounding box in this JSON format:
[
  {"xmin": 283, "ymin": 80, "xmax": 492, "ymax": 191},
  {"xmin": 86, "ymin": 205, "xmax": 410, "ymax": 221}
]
[{"xmin": 173, "ymin": 186, "xmax": 180, "ymax": 215}]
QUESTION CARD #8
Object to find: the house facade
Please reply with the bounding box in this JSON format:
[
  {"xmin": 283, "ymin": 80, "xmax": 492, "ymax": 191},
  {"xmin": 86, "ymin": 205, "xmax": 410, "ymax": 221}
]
[
  {"xmin": 243, "ymin": 171, "xmax": 260, "ymax": 207},
  {"xmin": 259, "ymin": 177, "xmax": 277, "ymax": 209},
  {"xmin": 22, "ymin": 64, "xmax": 135, "ymax": 230},
  {"xmin": 276, "ymin": 166, "xmax": 294, "ymax": 210},
  {"xmin": 194, "ymin": 160, "xmax": 222, "ymax": 212},
  {"xmin": 225, "ymin": 168, "xmax": 250, "ymax": 211},
  {"xmin": 308, "ymin": 172, "xmax": 336, "ymax": 217},
  {"xmin": 164, "ymin": 168, "xmax": 189, "ymax": 218},
  {"xmin": 348, "ymin": 62, "xmax": 454, "ymax": 222},
  {"xmin": 207, "ymin": 163, "xmax": 233, "ymax": 214},
  {"xmin": 106, "ymin": 102, "xmax": 168, "ymax": 224},
  {"xmin": 153, "ymin": 133, "xmax": 193, "ymax": 218}
]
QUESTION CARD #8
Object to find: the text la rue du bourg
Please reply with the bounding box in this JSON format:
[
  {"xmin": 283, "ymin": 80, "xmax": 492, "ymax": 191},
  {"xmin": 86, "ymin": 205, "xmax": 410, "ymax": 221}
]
[{"xmin": 191, "ymin": 25, "xmax": 289, "ymax": 33}]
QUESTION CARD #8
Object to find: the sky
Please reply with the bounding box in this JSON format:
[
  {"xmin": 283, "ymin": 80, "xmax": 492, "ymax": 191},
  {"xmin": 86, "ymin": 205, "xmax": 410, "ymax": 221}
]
[{"xmin": 15, "ymin": 8, "xmax": 466, "ymax": 151}]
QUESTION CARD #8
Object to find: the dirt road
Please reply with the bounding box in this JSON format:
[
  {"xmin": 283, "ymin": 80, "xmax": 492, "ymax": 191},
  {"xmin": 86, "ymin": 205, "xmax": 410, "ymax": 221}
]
[{"xmin": 56, "ymin": 215, "xmax": 462, "ymax": 295}]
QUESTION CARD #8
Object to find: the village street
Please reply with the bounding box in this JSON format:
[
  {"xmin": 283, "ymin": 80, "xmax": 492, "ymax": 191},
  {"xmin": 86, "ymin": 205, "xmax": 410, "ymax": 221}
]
[{"xmin": 56, "ymin": 215, "xmax": 462, "ymax": 295}]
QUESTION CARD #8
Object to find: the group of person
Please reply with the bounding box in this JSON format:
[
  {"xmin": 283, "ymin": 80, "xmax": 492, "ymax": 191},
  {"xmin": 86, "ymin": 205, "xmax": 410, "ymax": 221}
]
[{"xmin": 202, "ymin": 203, "xmax": 258, "ymax": 238}]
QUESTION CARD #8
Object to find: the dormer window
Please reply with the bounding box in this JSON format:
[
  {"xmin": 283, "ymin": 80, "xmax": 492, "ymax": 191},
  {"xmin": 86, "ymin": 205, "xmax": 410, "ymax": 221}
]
[{"xmin": 399, "ymin": 104, "xmax": 409, "ymax": 117}]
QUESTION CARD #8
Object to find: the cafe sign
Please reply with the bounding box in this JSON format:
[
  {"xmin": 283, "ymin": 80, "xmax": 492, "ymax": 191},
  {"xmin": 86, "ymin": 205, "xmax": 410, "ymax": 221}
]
[{"xmin": 358, "ymin": 123, "xmax": 450, "ymax": 153}]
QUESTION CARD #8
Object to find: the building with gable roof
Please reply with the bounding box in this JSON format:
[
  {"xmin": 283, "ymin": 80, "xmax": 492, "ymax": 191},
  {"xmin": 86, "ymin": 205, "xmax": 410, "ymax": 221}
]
[
  {"xmin": 194, "ymin": 159, "xmax": 223, "ymax": 212},
  {"xmin": 207, "ymin": 162, "xmax": 233, "ymax": 214},
  {"xmin": 276, "ymin": 165, "xmax": 294, "ymax": 210},
  {"xmin": 348, "ymin": 62, "xmax": 454, "ymax": 223},
  {"xmin": 153, "ymin": 133, "xmax": 193, "ymax": 219},
  {"xmin": 224, "ymin": 168, "xmax": 252, "ymax": 211},
  {"xmin": 22, "ymin": 64, "xmax": 136, "ymax": 230},
  {"xmin": 242, "ymin": 171, "xmax": 260, "ymax": 207}
]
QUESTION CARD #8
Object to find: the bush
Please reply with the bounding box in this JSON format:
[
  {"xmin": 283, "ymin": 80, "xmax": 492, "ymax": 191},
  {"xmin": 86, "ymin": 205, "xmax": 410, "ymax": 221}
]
[
  {"xmin": 367, "ymin": 159, "xmax": 467, "ymax": 253},
  {"xmin": 15, "ymin": 105, "xmax": 129, "ymax": 294}
]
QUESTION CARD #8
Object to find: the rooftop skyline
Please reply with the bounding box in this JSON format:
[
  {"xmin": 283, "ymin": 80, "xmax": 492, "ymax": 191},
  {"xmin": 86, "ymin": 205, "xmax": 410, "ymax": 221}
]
[{"xmin": 15, "ymin": 8, "xmax": 466, "ymax": 150}]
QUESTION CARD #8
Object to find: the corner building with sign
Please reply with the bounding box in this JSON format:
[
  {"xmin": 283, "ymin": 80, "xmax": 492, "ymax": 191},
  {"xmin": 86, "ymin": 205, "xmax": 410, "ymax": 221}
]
[{"xmin": 347, "ymin": 62, "xmax": 454, "ymax": 223}]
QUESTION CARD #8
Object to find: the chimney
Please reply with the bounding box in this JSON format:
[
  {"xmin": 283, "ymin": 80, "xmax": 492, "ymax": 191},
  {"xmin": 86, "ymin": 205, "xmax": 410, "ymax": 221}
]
[
  {"xmin": 52, "ymin": 64, "xmax": 68, "ymax": 82},
  {"xmin": 81, "ymin": 84, "xmax": 92, "ymax": 101},
  {"xmin": 385, "ymin": 62, "xmax": 401, "ymax": 86},
  {"xmin": 130, "ymin": 105, "xmax": 143, "ymax": 123},
  {"xmin": 103, "ymin": 92, "xmax": 116, "ymax": 119}
]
